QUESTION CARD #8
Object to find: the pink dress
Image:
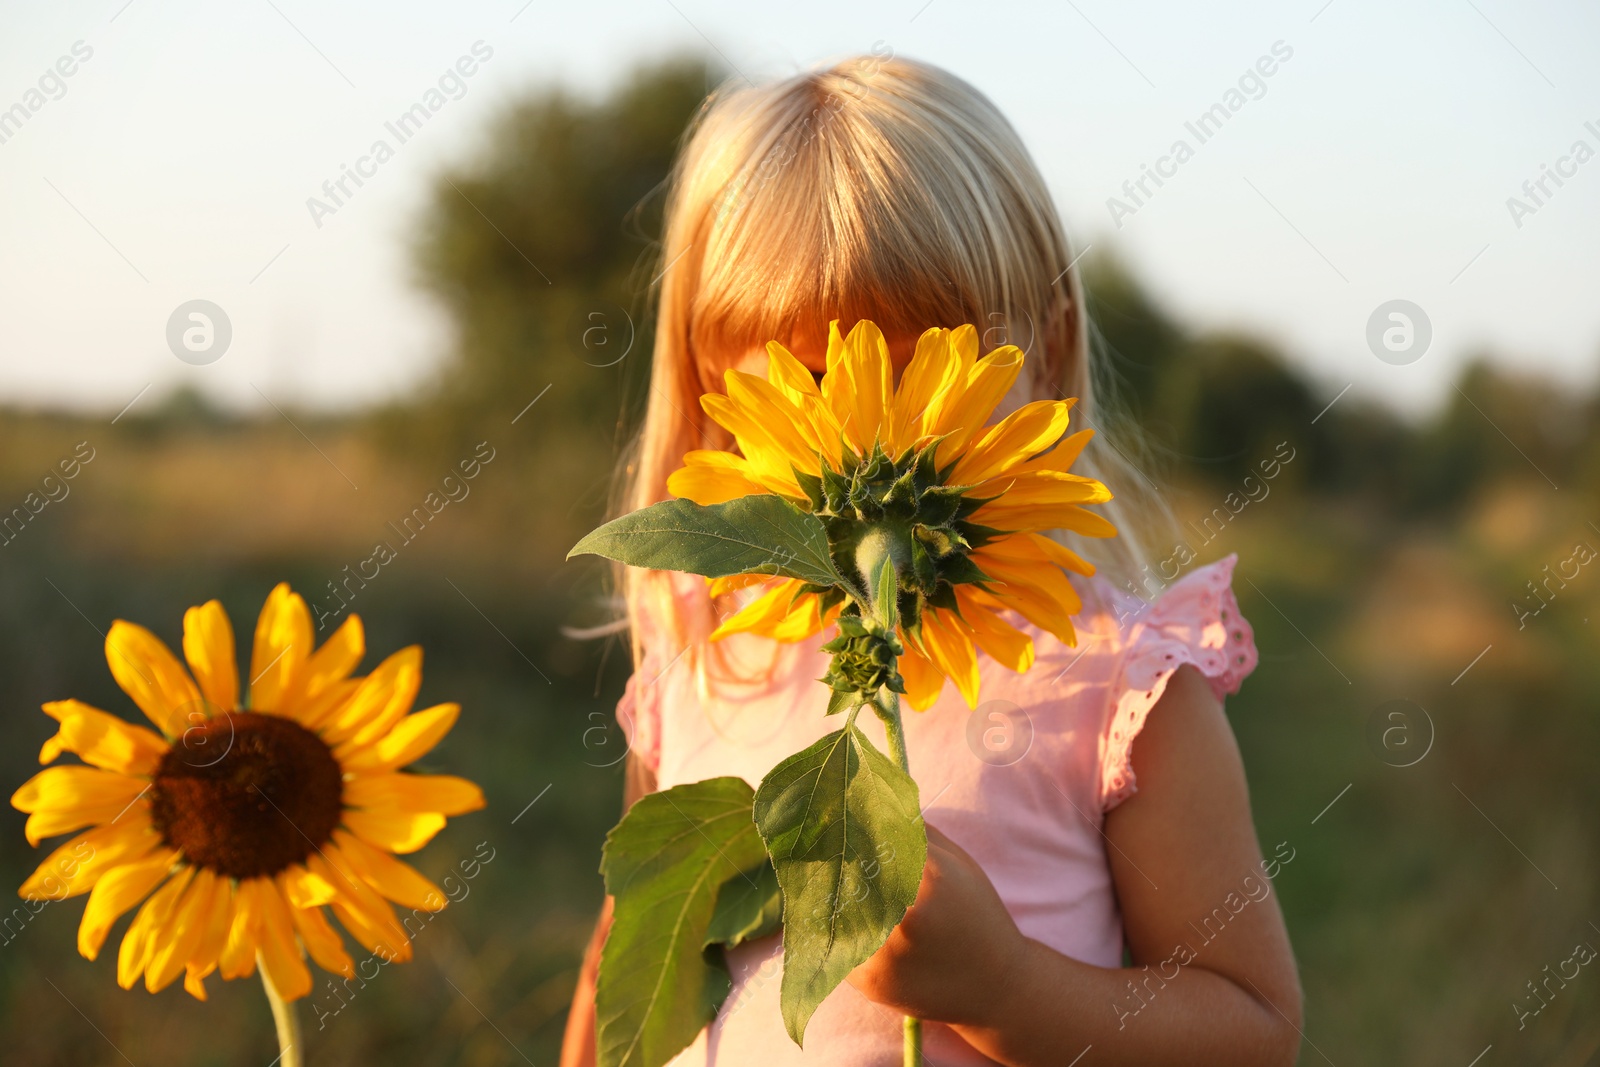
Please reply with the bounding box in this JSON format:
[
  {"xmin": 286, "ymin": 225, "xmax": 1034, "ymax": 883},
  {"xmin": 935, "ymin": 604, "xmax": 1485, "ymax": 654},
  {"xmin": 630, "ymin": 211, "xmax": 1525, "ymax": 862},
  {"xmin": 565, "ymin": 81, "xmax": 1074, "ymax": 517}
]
[{"xmin": 617, "ymin": 555, "xmax": 1259, "ymax": 1065}]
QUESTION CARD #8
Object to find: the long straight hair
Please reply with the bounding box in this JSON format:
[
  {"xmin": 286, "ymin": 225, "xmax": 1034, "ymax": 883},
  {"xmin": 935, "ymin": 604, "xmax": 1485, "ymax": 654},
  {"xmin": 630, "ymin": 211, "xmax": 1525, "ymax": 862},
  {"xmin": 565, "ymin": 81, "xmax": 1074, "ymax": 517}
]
[{"xmin": 619, "ymin": 54, "xmax": 1164, "ymax": 662}]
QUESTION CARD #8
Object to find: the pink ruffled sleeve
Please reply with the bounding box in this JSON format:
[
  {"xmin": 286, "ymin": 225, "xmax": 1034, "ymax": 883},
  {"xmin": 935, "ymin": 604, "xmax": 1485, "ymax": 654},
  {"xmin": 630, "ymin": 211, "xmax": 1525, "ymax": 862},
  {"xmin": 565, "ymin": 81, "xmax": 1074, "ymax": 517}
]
[
  {"xmin": 1099, "ymin": 554, "xmax": 1258, "ymax": 811},
  {"xmin": 614, "ymin": 649, "xmax": 664, "ymax": 775},
  {"xmin": 615, "ymin": 576, "xmax": 702, "ymax": 776}
]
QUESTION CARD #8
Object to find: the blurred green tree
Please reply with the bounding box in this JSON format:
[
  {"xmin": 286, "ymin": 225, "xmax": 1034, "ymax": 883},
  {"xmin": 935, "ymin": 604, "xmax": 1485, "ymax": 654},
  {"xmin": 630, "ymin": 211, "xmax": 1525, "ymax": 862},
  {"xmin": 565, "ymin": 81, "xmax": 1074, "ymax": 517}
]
[
  {"xmin": 390, "ymin": 58, "xmax": 714, "ymax": 547},
  {"xmin": 1408, "ymin": 359, "xmax": 1580, "ymax": 512}
]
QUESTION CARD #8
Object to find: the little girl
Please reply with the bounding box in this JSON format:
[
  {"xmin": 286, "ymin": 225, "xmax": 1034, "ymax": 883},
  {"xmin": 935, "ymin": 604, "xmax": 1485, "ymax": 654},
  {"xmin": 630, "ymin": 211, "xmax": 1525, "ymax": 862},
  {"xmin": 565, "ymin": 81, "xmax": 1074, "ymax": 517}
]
[{"xmin": 562, "ymin": 55, "xmax": 1301, "ymax": 1067}]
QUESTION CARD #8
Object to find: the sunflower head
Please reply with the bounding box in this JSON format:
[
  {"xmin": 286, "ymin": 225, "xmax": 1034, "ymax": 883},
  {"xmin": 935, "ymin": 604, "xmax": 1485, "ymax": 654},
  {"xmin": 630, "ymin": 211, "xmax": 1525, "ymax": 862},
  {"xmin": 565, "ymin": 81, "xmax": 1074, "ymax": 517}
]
[
  {"xmin": 12, "ymin": 584, "xmax": 484, "ymax": 1002},
  {"xmin": 673, "ymin": 319, "xmax": 1117, "ymax": 711}
]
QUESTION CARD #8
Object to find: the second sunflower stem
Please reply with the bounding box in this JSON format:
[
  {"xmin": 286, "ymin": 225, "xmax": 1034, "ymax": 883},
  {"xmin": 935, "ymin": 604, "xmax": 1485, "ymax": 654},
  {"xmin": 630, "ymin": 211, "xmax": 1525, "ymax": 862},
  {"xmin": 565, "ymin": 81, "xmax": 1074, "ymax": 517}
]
[{"xmin": 260, "ymin": 957, "xmax": 304, "ymax": 1067}]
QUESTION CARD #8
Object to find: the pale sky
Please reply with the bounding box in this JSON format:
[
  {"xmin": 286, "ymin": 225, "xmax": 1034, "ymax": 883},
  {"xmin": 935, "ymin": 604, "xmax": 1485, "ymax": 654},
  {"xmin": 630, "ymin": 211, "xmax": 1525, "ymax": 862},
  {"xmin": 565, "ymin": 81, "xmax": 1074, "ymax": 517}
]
[{"xmin": 1, "ymin": 0, "xmax": 1596, "ymax": 419}]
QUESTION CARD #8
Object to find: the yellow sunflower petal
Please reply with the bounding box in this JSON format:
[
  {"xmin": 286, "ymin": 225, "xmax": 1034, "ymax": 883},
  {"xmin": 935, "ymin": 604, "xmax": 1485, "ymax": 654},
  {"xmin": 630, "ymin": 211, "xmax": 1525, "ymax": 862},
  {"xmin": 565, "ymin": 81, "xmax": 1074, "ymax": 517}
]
[
  {"xmin": 918, "ymin": 327, "xmax": 978, "ymax": 441},
  {"xmin": 320, "ymin": 646, "xmax": 422, "ymax": 748},
  {"xmin": 256, "ymin": 877, "xmax": 312, "ymax": 1000},
  {"xmin": 973, "ymin": 468, "xmax": 1113, "ymax": 507},
  {"xmin": 105, "ymin": 621, "xmax": 202, "ymax": 738},
  {"xmin": 954, "ymin": 586, "xmax": 1035, "ymax": 673},
  {"xmin": 117, "ymin": 865, "xmax": 193, "ymax": 989},
  {"xmin": 949, "ymin": 323, "xmax": 979, "ymax": 364},
  {"xmin": 342, "ymin": 809, "xmax": 447, "ymax": 855},
  {"xmin": 38, "ymin": 699, "xmax": 167, "ymax": 777},
  {"xmin": 21, "ymin": 805, "xmax": 138, "ymax": 851},
  {"xmin": 333, "ymin": 830, "xmax": 447, "ymax": 912},
  {"xmin": 819, "ymin": 320, "xmax": 854, "ymax": 445},
  {"xmin": 985, "ymin": 585, "xmax": 1079, "ymax": 647},
  {"xmin": 921, "ymin": 610, "xmax": 981, "ymax": 709},
  {"xmin": 979, "ymin": 540, "xmax": 1093, "ymax": 590},
  {"xmin": 12, "ymin": 765, "xmax": 147, "ymax": 814},
  {"xmin": 219, "ymin": 878, "xmax": 263, "ymax": 979},
  {"xmin": 281, "ymin": 864, "xmax": 340, "ymax": 909},
  {"xmin": 308, "ymin": 852, "xmax": 412, "ymax": 963},
  {"xmin": 700, "ymin": 393, "xmax": 807, "ymax": 498},
  {"xmin": 889, "ymin": 328, "xmax": 962, "ymax": 450},
  {"xmin": 950, "ymin": 400, "xmax": 1073, "ymax": 486},
  {"xmin": 1017, "ymin": 427, "xmax": 1095, "ymax": 474},
  {"xmin": 182, "ymin": 600, "xmax": 239, "ymax": 713},
  {"xmin": 1021, "ymin": 531, "xmax": 1096, "ymax": 576},
  {"xmin": 897, "ymin": 640, "xmax": 944, "ymax": 711},
  {"xmin": 930, "ymin": 345, "xmax": 1025, "ymax": 463},
  {"xmin": 13, "ymin": 766, "xmax": 148, "ymax": 846},
  {"xmin": 291, "ymin": 614, "xmax": 365, "ymax": 707},
  {"xmin": 668, "ymin": 451, "xmax": 770, "ymax": 505},
  {"xmin": 250, "ymin": 583, "xmax": 313, "ymax": 715},
  {"xmin": 339, "ymin": 703, "xmax": 460, "ymax": 774},
  {"xmin": 764, "ymin": 340, "xmax": 822, "ymax": 405},
  {"xmin": 299, "ymin": 677, "xmax": 364, "ymax": 732},
  {"xmin": 725, "ymin": 370, "xmax": 825, "ymax": 470},
  {"xmin": 713, "ymin": 575, "xmax": 832, "ymax": 643},
  {"xmin": 818, "ymin": 320, "xmax": 890, "ymax": 452},
  {"xmin": 344, "ymin": 773, "xmax": 485, "ymax": 817},
  {"xmin": 972, "ymin": 498, "xmax": 1117, "ymax": 538},
  {"xmin": 823, "ymin": 319, "xmax": 847, "ymax": 374},
  {"xmin": 146, "ymin": 867, "xmax": 219, "ymax": 993},
  {"xmin": 22, "ymin": 813, "xmax": 162, "ymax": 901},
  {"xmin": 184, "ymin": 965, "xmax": 211, "ymax": 1001},
  {"xmin": 188, "ymin": 876, "xmax": 234, "ymax": 976},
  {"xmin": 708, "ymin": 580, "xmax": 828, "ymax": 643},
  {"xmin": 77, "ymin": 849, "xmax": 177, "ymax": 960},
  {"xmin": 972, "ymin": 547, "xmax": 1083, "ymax": 646},
  {"xmin": 707, "ymin": 573, "xmax": 766, "ymax": 597},
  {"xmin": 290, "ymin": 900, "xmax": 355, "ymax": 979}
]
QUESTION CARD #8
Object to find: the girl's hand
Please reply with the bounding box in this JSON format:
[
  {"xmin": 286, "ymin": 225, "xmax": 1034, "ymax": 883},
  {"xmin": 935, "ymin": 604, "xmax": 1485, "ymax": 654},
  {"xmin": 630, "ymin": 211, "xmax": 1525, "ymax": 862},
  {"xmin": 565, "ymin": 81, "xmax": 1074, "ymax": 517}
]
[{"xmin": 845, "ymin": 823, "xmax": 1027, "ymax": 1026}]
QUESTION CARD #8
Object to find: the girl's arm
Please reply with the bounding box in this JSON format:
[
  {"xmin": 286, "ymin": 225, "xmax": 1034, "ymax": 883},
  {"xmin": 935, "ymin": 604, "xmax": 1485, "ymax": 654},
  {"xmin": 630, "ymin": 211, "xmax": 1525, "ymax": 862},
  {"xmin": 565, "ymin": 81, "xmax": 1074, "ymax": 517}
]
[
  {"xmin": 849, "ymin": 664, "xmax": 1303, "ymax": 1066},
  {"xmin": 559, "ymin": 754, "xmax": 658, "ymax": 1067},
  {"xmin": 558, "ymin": 896, "xmax": 611, "ymax": 1067}
]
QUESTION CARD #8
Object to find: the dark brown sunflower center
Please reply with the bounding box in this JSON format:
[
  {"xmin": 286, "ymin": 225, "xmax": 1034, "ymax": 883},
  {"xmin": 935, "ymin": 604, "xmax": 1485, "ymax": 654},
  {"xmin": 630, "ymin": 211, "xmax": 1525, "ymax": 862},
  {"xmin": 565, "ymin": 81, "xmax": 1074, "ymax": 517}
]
[{"xmin": 150, "ymin": 712, "xmax": 343, "ymax": 880}]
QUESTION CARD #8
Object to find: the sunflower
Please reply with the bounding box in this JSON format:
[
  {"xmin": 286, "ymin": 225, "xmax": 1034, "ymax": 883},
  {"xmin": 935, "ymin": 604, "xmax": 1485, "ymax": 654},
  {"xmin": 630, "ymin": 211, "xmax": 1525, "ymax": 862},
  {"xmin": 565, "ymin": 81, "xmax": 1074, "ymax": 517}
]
[
  {"xmin": 666, "ymin": 319, "xmax": 1115, "ymax": 711},
  {"xmin": 12, "ymin": 584, "xmax": 484, "ymax": 1002}
]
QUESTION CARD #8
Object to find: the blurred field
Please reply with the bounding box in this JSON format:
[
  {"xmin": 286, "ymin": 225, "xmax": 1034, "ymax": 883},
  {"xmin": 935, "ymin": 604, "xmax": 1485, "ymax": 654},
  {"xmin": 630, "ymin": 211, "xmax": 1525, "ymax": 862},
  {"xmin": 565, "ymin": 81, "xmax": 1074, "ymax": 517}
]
[{"xmin": 3, "ymin": 58, "xmax": 1599, "ymax": 1065}]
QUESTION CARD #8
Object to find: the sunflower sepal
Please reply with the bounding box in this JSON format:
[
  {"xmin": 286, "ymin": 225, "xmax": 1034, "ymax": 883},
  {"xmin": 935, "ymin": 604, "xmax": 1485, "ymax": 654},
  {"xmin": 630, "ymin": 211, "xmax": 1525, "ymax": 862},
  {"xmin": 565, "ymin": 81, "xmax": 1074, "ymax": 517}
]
[{"xmin": 793, "ymin": 466, "xmax": 826, "ymax": 512}]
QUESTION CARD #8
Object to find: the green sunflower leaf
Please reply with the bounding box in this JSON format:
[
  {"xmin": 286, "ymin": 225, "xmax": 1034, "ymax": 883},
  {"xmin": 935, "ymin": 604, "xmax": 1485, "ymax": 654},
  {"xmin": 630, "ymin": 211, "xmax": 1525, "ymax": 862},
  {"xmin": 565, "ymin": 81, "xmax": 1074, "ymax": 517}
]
[
  {"xmin": 569, "ymin": 496, "xmax": 843, "ymax": 588},
  {"xmin": 752, "ymin": 720, "xmax": 928, "ymax": 1046},
  {"xmin": 597, "ymin": 777, "xmax": 769, "ymax": 1067},
  {"xmin": 705, "ymin": 858, "xmax": 782, "ymax": 950}
]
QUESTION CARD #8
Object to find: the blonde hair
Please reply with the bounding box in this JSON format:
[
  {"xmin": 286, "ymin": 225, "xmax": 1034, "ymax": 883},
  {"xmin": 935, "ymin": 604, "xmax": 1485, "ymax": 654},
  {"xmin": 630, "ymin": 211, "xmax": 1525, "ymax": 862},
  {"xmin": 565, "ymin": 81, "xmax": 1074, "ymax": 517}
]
[{"xmin": 620, "ymin": 53, "xmax": 1163, "ymax": 658}]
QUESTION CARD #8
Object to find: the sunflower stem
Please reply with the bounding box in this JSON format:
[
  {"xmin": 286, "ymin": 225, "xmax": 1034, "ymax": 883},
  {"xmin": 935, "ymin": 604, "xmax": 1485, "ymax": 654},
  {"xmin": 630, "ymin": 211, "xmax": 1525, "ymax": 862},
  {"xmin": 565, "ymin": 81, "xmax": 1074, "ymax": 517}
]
[
  {"xmin": 859, "ymin": 530, "xmax": 923, "ymax": 1066},
  {"xmin": 881, "ymin": 690, "xmax": 910, "ymax": 773},
  {"xmin": 878, "ymin": 689, "xmax": 923, "ymax": 1067},
  {"xmin": 260, "ymin": 957, "xmax": 304, "ymax": 1067}
]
